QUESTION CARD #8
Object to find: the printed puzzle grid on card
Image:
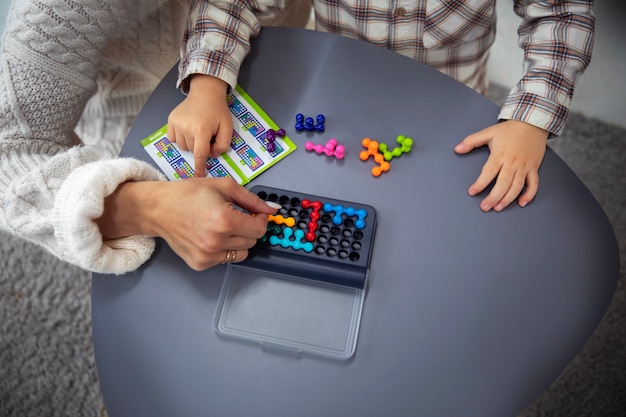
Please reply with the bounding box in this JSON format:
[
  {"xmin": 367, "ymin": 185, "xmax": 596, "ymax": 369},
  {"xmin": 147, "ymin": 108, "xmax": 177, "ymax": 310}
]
[{"xmin": 140, "ymin": 85, "xmax": 297, "ymax": 184}]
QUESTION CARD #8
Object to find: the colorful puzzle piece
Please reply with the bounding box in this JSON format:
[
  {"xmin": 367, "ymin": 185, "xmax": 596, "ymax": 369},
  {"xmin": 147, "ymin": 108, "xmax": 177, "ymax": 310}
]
[
  {"xmin": 359, "ymin": 138, "xmax": 391, "ymax": 177},
  {"xmin": 301, "ymin": 199, "xmax": 323, "ymax": 241},
  {"xmin": 259, "ymin": 224, "xmax": 282, "ymax": 244},
  {"xmin": 265, "ymin": 128, "xmax": 286, "ymax": 152},
  {"xmin": 305, "ymin": 138, "xmax": 345, "ymax": 159},
  {"xmin": 323, "ymin": 203, "xmax": 367, "ymax": 230},
  {"xmin": 269, "ymin": 228, "xmax": 314, "ymax": 252},
  {"xmin": 379, "ymin": 135, "xmax": 413, "ymax": 161},
  {"xmin": 295, "ymin": 113, "xmax": 325, "ymax": 132},
  {"xmin": 268, "ymin": 214, "xmax": 296, "ymax": 227}
]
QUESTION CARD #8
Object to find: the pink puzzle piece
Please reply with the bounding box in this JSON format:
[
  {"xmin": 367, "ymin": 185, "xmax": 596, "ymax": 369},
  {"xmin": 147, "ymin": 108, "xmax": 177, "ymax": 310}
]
[{"xmin": 305, "ymin": 138, "xmax": 345, "ymax": 159}]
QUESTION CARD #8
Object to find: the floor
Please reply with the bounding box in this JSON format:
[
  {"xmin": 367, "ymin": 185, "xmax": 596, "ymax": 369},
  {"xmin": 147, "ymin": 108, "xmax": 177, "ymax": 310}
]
[{"xmin": 486, "ymin": 84, "xmax": 626, "ymax": 417}]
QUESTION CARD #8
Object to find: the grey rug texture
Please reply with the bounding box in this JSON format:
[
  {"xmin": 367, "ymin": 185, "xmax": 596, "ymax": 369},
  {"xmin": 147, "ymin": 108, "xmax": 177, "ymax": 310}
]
[{"xmin": 1, "ymin": 83, "xmax": 624, "ymax": 417}]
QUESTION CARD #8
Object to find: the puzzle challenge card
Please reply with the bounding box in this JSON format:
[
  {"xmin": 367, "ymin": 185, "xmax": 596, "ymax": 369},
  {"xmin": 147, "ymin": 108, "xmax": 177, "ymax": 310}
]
[{"xmin": 141, "ymin": 86, "xmax": 296, "ymax": 184}]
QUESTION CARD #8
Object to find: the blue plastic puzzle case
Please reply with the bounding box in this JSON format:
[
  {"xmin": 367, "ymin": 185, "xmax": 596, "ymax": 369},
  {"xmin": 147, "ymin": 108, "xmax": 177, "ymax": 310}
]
[{"xmin": 214, "ymin": 185, "xmax": 378, "ymax": 360}]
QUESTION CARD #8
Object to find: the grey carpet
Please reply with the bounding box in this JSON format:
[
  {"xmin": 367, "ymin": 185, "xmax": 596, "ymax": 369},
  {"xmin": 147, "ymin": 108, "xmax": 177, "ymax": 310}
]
[{"xmin": 1, "ymin": 83, "xmax": 624, "ymax": 417}]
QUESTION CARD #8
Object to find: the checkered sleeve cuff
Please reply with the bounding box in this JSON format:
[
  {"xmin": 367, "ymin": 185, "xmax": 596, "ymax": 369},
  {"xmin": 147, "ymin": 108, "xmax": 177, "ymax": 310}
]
[
  {"xmin": 498, "ymin": 91, "xmax": 569, "ymax": 138},
  {"xmin": 177, "ymin": 50, "xmax": 241, "ymax": 94}
]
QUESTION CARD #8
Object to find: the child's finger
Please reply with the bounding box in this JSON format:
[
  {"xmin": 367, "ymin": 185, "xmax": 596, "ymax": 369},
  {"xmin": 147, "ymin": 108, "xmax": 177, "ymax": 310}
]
[
  {"xmin": 468, "ymin": 156, "xmax": 501, "ymax": 197},
  {"xmin": 193, "ymin": 135, "xmax": 212, "ymax": 177},
  {"xmin": 517, "ymin": 172, "xmax": 539, "ymax": 208},
  {"xmin": 454, "ymin": 128, "xmax": 492, "ymax": 154},
  {"xmin": 166, "ymin": 124, "xmax": 177, "ymax": 144},
  {"xmin": 210, "ymin": 120, "xmax": 233, "ymax": 158}
]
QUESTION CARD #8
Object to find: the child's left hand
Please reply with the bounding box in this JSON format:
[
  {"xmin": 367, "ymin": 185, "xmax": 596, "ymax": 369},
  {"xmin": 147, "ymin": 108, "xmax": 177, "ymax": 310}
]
[{"xmin": 454, "ymin": 120, "xmax": 548, "ymax": 212}]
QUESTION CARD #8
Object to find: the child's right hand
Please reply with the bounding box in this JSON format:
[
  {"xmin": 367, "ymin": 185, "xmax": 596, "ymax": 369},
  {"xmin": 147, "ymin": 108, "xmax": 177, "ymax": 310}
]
[{"xmin": 167, "ymin": 75, "xmax": 233, "ymax": 177}]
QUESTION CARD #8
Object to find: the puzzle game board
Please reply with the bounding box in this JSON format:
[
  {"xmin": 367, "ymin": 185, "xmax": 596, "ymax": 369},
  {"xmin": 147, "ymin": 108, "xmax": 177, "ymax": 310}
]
[
  {"xmin": 214, "ymin": 186, "xmax": 378, "ymax": 360},
  {"xmin": 141, "ymin": 86, "xmax": 296, "ymax": 184},
  {"xmin": 242, "ymin": 185, "xmax": 378, "ymax": 289}
]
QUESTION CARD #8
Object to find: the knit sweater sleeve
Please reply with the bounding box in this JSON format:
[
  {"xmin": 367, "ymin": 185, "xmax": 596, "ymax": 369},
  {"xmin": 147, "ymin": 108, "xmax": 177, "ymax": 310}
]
[{"xmin": 0, "ymin": 1, "xmax": 165, "ymax": 274}]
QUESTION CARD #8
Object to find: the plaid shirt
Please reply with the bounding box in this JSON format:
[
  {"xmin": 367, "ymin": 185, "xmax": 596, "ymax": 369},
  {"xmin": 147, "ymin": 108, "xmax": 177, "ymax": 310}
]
[{"xmin": 179, "ymin": 0, "xmax": 595, "ymax": 136}]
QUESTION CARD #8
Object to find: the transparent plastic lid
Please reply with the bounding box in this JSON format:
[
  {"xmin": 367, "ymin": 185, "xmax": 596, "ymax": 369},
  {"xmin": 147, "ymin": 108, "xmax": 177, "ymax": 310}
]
[{"xmin": 214, "ymin": 265, "xmax": 366, "ymax": 360}]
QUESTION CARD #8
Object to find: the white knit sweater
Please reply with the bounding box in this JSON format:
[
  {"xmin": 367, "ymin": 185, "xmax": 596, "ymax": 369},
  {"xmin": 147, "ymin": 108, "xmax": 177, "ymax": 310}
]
[{"xmin": 0, "ymin": 0, "xmax": 190, "ymax": 273}]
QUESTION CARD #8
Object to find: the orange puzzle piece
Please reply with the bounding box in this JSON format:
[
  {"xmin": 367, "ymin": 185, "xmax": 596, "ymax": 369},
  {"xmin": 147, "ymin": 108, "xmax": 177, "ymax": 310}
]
[{"xmin": 359, "ymin": 138, "xmax": 391, "ymax": 177}]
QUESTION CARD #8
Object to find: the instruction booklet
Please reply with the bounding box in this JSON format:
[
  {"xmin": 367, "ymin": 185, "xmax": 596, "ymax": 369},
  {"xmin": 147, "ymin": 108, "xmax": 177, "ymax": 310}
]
[{"xmin": 141, "ymin": 85, "xmax": 296, "ymax": 184}]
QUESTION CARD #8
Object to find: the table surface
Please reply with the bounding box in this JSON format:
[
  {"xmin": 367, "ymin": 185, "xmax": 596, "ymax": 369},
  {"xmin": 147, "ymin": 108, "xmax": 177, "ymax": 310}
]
[{"xmin": 92, "ymin": 27, "xmax": 620, "ymax": 417}]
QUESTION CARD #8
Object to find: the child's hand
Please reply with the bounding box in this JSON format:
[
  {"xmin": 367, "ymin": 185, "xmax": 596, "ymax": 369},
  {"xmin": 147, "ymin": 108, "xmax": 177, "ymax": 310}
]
[
  {"xmin": 454, "ymin": 120, "xmax": 548, "ymax": 212},
  {"xmin": 167, "ymin": 75, "xmax": 233, "ymax": 177}
]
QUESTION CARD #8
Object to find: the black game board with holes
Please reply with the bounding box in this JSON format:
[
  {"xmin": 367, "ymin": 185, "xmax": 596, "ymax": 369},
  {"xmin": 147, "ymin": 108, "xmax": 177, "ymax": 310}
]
[{"xmin": 241, "ymin": 185, "xmax": 378, "ymax": 289}]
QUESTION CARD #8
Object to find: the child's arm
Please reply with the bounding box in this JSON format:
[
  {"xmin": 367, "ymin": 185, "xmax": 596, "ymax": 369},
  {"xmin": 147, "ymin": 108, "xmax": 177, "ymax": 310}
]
[
  {"xmin": 169, "ymin": 0, "xmax": 285, "ymax": 176},
  {"xmin": 456, "ymin": 0, "xmax": 594, "ymax": 211}
]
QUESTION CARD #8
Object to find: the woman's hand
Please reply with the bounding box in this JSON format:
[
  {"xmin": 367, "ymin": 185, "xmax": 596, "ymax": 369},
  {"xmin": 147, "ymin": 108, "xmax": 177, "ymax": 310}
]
[{"xmin": 96, "ymin": 177, "xmax": 279, "ymax": 270}]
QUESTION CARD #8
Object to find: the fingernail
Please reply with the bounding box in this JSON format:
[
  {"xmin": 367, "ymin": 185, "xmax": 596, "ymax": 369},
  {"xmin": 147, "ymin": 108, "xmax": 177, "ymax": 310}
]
[
  {"xmin": 454, "ymin": 144, "xmax": 464, "ymax": 152},
  {"xmin": 468, "ymin": 188, "xmax": 476, "ymax": 196},
  {"xmin": 520, "ymin": 200, "xmax": 528, "ymax": 208},
  {"xmin": 265, "ymin": 201, "xmax": 282, "ymax": 210},
  {"xmin": 481, "ymin": 203, "xmax": 492, "ymax": 212}
]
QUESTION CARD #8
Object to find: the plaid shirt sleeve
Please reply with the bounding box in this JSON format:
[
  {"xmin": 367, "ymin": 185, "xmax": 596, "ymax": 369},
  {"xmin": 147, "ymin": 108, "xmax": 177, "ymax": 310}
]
[
  {"xmin": 498, "ymin": 0, "xmax": 595, "ymax": 136},
  {"xmin": 180, "ymin": 0, "xmax": 594, "ymax": 137},
  {"xmin": 177, "ymin": 0, "xmax": 285, "ymax": 92}
]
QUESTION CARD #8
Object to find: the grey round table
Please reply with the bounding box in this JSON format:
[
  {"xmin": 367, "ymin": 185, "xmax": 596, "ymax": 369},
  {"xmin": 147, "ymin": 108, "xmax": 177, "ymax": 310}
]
[{"xmin": 92, "ymin": 27, "xmax": 620, "ymax": 417}]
